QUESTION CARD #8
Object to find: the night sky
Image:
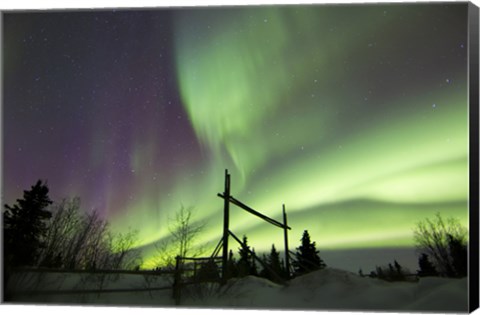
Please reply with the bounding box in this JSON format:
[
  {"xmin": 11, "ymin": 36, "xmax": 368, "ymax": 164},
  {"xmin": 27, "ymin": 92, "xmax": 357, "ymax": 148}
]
[{"xmin": 2, "ymin": 3, "xmax": 469, "ymax": 271}]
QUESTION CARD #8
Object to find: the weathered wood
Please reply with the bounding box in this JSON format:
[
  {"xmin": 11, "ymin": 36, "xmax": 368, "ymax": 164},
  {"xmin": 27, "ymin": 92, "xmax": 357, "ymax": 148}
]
[
  {"xmin": 180, "ymin": 256, "xmax": 223, "ymax": 262},
  {"xmin": 173, "ymin": 255, "xmax": 182, "ymax": 305},
  {"xmin": 221, "ymin": 169, "xmax": 231, "ymax": 285},
  {"xmin": 217, "ymin": 193, "xmax": 291, "ymax": 230},
  {"xmin": 283, "ymin": 204, "xmax": 291, "ymax": 279},
  {"xmin": 217, "ymin": 171, "xmax": 292, "ymax": 285},
  {"xmin": 211, "ymin": 237, "xmax": 224, "ymax": 258}
]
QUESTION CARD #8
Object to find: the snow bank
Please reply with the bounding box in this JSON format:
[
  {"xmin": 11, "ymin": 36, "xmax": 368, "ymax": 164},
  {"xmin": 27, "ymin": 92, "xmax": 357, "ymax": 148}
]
[
  {"xmin": 187, "ymin": 268, "xmax": 468, "ymax": 312},
  {"xmin": 7, "ymin": 271, "xmax": 174, "ymax": 306},
  {"xmin": 7, "ymin": 268, "xmax": 468, "ymax": 312}
]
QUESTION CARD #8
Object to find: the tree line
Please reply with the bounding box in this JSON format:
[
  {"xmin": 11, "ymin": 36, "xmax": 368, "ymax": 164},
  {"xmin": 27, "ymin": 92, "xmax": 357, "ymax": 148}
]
[
  {"xmin": 359, "ymin": 213, "xmax": 468, "ymax": 281},
  {"xmin": 3, "ymin": 180, "xmax": 142, "ymax": 284},
  {"xmin": 219, "ymin": 230, "xmax": 326, "ymax": 283},
  {"xmin": 2, "ymin": 180, "xmax": 328, "ymax": 285},
  {"xmin": 2, "ymin": 180, "xmax": 469, "ymax": 288}
]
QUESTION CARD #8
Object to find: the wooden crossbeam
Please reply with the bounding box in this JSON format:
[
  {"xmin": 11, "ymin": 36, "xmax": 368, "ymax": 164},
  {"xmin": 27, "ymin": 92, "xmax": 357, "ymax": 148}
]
[
  {"xmin": 211, "ymin": 237, "xmax": 224, "ymax": 258},
  {"xmin": 180, "ymin": 256, "xmax": 223, "ymax": 262},
  {"xmin": 217, "ymin": 193, "xmax": 291, "ymax": 230}
]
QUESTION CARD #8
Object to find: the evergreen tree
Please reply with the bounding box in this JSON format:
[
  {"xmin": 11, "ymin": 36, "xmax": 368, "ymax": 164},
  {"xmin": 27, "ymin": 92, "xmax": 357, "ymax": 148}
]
[
  {"xmin": 259, "ymin": 253, "xmax": 269, "ymax": 278},
  {"xmin": 448, "ymin": 234, "xmax": 467, "ymax": 277},
  {"xmin": 267, "ymin": 245, "xmax": 282, "ymax": 275},
  {"xmin": 3, "ymin": 180, "xmax": 53, "ymax": 268},
  {"xmin": 358, "ymin": 269, "xmax": 364, "ymax": 277},
  {"xmin": 293, "ymin": 230, "xmax": 326, "ymax": 275},
  {"xmin": 251, "ymin": 248, "xmax": 258, "ymax": 276},
  {"xmin": 237, "ymin": 235, "xmax": 254, "ymax": 277},
  {"xmin": 226, "ymin": 249, "xmax": 238, "ymax": 279},
  {"xmin": 372, "ymin": 260, "xmax": 409, "ymax": 282},
  {"xmin": 197, "ymin": 259, "xmax": 220, "ymax": 282},
  {"xmin": 417, "ymin": 253, "xmax": 439, "ymax": 277},
  {"xmin": 394, "ymin": 260, "xmax": 402, "ymax": 274},
  {"xmin": 388, "ymin": 263, "xmax": 395, "ymax": 275},
  {"xmin": 261, "ymin": 244, "xmax": 287, "ymax": 282},
  {"xmin": 392, "ymin": 260, "xmax": 406, "ymax": 281}
]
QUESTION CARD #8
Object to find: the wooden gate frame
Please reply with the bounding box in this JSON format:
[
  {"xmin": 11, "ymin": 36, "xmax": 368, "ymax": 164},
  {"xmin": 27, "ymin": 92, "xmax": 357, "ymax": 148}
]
[{"xmin": 217, "ymin": 169, "xmax": 291, "ymax": 284}]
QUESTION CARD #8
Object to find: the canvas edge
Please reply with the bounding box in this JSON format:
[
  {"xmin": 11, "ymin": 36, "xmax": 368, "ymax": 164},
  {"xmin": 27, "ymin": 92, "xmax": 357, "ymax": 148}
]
[{"xmin": 468, "ymin": 1, "xmax": 480, "ymax": 313}]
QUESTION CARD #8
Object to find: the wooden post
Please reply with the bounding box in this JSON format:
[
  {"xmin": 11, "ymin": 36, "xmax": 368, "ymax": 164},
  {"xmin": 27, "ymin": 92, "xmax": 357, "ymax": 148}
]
[
  {"xmin": 283, "ymin": 204, "xmax": 290, "ymax": 278},
  {"xmin": 221, "ymin": 169, "xmax": 231, "ymax": 284},
  {"xmin": 173, "ymin": 255, "xmax": 181, "ymax": 305}
]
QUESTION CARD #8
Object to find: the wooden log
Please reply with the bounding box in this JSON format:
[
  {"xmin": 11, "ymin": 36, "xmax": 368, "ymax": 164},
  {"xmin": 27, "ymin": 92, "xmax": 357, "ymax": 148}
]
[
  {"xmin": 283, "ymin": 204, "xmax": 291, "ymax": 279},
  {"xmin": 217, "ymin": 194, "xmax": 291, "ymax": 230},
  {"xmin": 221, "ymin": 169, "xmax": 231, "ymax": 285},
  {"xmin": 173, "ymin": 255, "xmax": 182, "ymax": 305}
]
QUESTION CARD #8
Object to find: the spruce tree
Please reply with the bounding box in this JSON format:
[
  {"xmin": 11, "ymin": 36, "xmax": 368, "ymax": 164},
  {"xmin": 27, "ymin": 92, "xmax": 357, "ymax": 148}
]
[
  {"xmin": 237, "ymin": 235, "xmax": 254, "ymax": 277},
  {"xmin": 293, "ymin": 230, "xmax": 326, "ymax": 276},
  {"xmin": 267, "ymin": 245, "xmax": 282, "ymax": 275},
  {"xmin": 417, "ymin": 253, "xmax": 438, "ymax": 277},
  {"xmin": 251, "ymin": 248, "xmax": 258, "ymax": 276},
  {"xmin": 259, "ymin": 253, "xmax": 269, "ymax": 278},
  {"xmin": 448, "ymin": 234, "xmax": 467, "ymax": 277},
  {"xmin": 197, "ymin": 259, "xmax": 220, "ymax": 282},
  {"xmin": 261, "ymin": 244, "xmax": 287, "ymax": 282},
  {"xmin": 392, "ymin": 260, "xmax": 406, "ymax": 281},
  {"xmin": 3, "ymin": 180, "xmax": 53, "ymax": 268},
  {"xmin": 226, "ymin": 249, "xmax": 238, "ymax": 278}
]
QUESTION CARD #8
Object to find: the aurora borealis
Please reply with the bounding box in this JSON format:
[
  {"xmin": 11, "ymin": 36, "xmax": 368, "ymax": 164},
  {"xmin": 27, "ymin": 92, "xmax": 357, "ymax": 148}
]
[{"xmin": 2, "ymin": 3, "xmax": 470, "ymax": 271}]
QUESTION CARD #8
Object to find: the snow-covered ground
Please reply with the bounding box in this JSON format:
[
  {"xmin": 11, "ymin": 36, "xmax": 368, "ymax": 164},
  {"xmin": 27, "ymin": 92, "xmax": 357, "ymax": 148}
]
[{"xmin": 6, "ymin": 268, "xmax": 468, "ymax": 312}]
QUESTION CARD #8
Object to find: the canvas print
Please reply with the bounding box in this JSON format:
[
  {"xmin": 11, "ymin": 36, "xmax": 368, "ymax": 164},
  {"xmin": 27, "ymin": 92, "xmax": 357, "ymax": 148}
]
[{"xmin": 1, "ymin": 2, "xmax": 479, "ymax": 313}]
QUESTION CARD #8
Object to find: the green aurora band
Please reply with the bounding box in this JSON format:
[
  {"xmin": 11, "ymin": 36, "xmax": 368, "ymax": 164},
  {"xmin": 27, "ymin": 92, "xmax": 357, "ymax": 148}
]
[{"xmin": 110, "ymin": 6, "xmax": 469, "ymax": 268}]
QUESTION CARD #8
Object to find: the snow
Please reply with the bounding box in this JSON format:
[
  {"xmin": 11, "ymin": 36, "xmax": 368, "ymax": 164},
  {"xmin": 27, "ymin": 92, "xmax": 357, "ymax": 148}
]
[
  {"xmin": 6, "ymin": 268, "xmax": 469, "ymax": 312},
  {"xmin": 192, "ymin": 268, "xmax": 468, "ymax": 312}
]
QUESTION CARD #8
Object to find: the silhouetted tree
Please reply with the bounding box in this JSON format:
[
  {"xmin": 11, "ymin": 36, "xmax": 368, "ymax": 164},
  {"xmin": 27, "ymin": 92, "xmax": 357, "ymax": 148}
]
[
  {"xmin": 237, "ymin": 235, "xmax": 255, "ymax": 277},
  {"xmin": 293, "ymin": 230, "xmax": 326, "ymax": 276},
  {"xmin": 153, "ymin": 205, "xmax": 206, "ymax": 269},
  {"xmin": 3, "ymin": 180, "xmax": 53, "ymax": 300},
  {"xmin": 448, "ymin": 233, "xmax": 467, "ymax": 277},
  {"xmin": 267, "ymin": 245, "xmax": 282, "ymax": 274},
  {"xmin": 358, "ymin": 269, "xmax": 364, "ymax": 277},
  {"xmin": 3, "ymin": 180, "xmax": 53, "ymax": 268},
  {"xmin": 39, "ymin": 197, "xmax": 140, "ymax": 270},
  {"xmin": 417, "ymin": 253, "xmax": 438, "ymax": 277},
  {"xmin": 169, "ymin": 206, "xmax": 206, "ymax": 258},
  {"xmin": 197, "ymin": 259, "xmax": 220, "ymax": 282},
  {"xmin": 260, "ymin": 244, "xmax": 287, "ymax": 282},
  {"xmin": 251, "ymin": 248, "xmax": 259, "ymax": 276},
  {"xmin": 39, "ymin": 198, "xmax": 81, "ymax": 268},
  {"xmin": 64, "ymin": 210, "xmax": 109, "ymax": 269},
  {"xmin": 374, "ymin": 260, "xmax": 409, "ymax": 282},
  {"xmin": 226, "ymin": 249, "xmax": 238, "ymax": 279},
  {"xmin": 109, "ymin": 228, "xmax": 143, "ymax": 270},
  {"xmin": 392, "ymin": 260, "xmax": 406, "ymax": 281},
  {"xmin": 375, "ymin": 266, "xmax": 384, "ymax": 279},
  {"xmin": 414, "ymin": 213, "xmax": 468, "ymax": 277}
]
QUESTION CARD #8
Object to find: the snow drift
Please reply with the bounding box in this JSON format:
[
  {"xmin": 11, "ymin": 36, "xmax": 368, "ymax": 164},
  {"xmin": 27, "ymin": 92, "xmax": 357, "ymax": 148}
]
[{"xmin": 7, "ymin": 268, "xmax": 468, "ymax": 312}]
